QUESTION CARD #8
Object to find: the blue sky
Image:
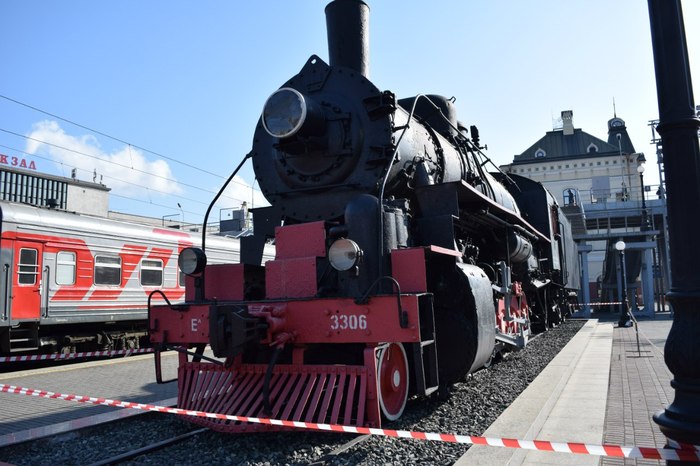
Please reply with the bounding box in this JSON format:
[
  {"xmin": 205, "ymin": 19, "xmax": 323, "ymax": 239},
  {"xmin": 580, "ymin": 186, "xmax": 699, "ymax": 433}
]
[{"xmin": 1, "ymin": 1, "xmax": 698, "ymax": 225}]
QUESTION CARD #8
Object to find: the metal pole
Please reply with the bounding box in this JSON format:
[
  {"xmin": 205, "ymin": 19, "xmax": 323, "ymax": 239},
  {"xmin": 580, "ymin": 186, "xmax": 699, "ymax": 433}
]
[
  {"xmin": 652, "ymin": 245, "xmax": 661, "ymax": 313},
  {"xmin": 579, "ymin": 243, "xmax": 592, "ymax": 317},
  {"xmin": 648, "ymin": 0, "xmax": 700, "ymax": 450},
  {"xmin": 616, "ymin": 242, "xmax": 631, "ymax": 327},
  {"xmin": 638, "ymin": 166, "xmax": 655, "ymax": 317}
]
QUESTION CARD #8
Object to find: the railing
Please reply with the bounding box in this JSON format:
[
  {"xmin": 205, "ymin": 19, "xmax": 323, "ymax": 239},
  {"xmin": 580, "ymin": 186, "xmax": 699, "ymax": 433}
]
[
  {"xmin": 562, "ymin": 185, "xmax": 664, "ymax": 237},
  {"xmin": 562, "ymin": 184, "xmax": 662, "ymax": 208}
]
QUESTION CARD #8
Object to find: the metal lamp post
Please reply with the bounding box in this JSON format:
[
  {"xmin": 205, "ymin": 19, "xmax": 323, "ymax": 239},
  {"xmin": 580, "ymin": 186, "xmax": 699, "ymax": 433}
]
[
  {"xmin": 648, "ymin": 0, "xmax": 700, "ymax": 450},
  {"xmin": 178, "ymin": 203, "xmax": 185, "ymax": 225},
  {"xmin": 615, "ymin": 240, "xmax": 631, "ymax": 327},
  {"xmin": 637, "ymin": 154, "xmax": 655, "ymax": 317},
  {"xmin": 637, "ymin": 155, "xmax": 650, "ymax": 230}
]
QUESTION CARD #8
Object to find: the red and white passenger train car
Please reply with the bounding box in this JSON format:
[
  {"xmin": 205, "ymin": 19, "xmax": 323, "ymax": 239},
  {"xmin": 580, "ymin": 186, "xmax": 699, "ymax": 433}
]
[{"xmin": 0, "ymin": 200, "xmax": 247, "ymax": 355}]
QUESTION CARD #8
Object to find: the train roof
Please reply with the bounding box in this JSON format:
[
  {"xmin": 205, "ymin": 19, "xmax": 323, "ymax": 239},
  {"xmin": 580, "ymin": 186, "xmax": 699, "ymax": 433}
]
[{"xmin": 0, "ymin": 200, "xmax": 237, "ymax": 248}]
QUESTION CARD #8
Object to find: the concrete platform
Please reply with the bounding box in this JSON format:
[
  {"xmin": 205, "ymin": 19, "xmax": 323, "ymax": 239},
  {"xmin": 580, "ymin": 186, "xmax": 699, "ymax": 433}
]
[
  {"xmin": 0, "ymin": 351, "xmax": 180, "ymax": 447},
  {"xmin": 456, "ymin": 314, "xmax": 674, "ymax": 465}
]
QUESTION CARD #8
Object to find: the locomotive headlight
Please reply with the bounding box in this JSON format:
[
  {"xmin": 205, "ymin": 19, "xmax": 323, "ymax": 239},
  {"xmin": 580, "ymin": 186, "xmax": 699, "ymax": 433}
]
[
  {"xmin": 262, "ymin": 88, "xmax": 307, "ymax": 138},
  {"xmin": 261, "ymin": 87, "xmax": 326, "ymax": 140},
  {"xmin": 178, "ymin": 247, "xmax": 207, "ymax": 276},
  {"xmin": 328, "ymin": 239, "xmax": 363, "ymax": 271}
]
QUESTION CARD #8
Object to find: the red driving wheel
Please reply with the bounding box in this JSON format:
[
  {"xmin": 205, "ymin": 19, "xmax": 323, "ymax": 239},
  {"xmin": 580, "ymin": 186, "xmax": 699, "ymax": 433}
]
[{"xmin": 377, "ymin": 343, "xmax": 409, "ymax": 421}]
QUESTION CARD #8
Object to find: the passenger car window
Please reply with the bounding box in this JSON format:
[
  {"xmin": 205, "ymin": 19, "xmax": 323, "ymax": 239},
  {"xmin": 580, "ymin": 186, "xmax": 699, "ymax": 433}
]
[
  {"xmin": 56, "ymin": 251, "xmax": 76, "ymax": 285},
  {"xmin": 94, "ymin": 255, "xmax": 121, "ymax": 285},
  {"xmin": 140, "ymin": 259, "xmax": 163, "ymax": 286},
  {"xmin": 18, "ymin": 248, "xmax": 38, "ymax": 285}
]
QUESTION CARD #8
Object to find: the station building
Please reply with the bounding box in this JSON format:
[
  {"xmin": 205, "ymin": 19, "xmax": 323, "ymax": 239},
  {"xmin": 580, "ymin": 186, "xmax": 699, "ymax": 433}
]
[
  {"xmin": 0, "ymin": 163, "xmax": 109, "ymax": 217},
  {"xmin": 500, "ymin": 111, "xmax": 669, "ymax": 317}
]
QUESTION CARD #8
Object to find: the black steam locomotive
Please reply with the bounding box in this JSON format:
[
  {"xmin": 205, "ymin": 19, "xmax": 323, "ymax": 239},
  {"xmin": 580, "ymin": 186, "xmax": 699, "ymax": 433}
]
[{"xmin": 149, "ymin": 0, "xmax": 580, "ymax": 432}]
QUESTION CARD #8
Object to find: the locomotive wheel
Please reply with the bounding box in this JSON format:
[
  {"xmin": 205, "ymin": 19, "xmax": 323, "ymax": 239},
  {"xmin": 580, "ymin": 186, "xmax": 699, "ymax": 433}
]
[{"xmin": 376, "ymin": 343, "xmax": 409, "ymax": 421}]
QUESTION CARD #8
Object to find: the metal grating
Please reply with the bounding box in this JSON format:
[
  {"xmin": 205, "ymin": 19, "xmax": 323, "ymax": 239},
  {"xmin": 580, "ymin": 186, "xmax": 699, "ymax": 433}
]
[{"xmin": 177, "ymin": 362, "xmax": 369, "ymax": 433}]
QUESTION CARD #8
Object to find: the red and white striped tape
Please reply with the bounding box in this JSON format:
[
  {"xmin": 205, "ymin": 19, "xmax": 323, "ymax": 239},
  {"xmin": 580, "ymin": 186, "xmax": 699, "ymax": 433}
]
[
  {"xmin": 0, "ymin": 348, "xmax": 154, "ymax": 364},
  {"xmin": 574, "ymin": 302, "xmax": 622, "ymax": 307},
  {"xmin": 1, "ymin": 384, "xmax": 698, "ymax": 461}
]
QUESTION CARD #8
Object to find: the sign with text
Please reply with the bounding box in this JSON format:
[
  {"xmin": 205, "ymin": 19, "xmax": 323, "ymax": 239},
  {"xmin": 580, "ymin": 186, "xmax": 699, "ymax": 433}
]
[{"xmin": 0, "ymin": 153, "xmax": 37, "ymax": 170}]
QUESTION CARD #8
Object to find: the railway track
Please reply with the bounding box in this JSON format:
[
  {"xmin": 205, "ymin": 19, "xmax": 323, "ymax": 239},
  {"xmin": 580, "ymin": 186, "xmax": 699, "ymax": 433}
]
[
  {"xmin": 308, "ymin": 434, "xmax": 372, "ymax": 466},
  {"xmin": 86, "ymin": 428, "xmax": 209, "ymax": 466},
  {"xmin": 85, "ymin": 430, "xmax": 371, "ymax": 466}
]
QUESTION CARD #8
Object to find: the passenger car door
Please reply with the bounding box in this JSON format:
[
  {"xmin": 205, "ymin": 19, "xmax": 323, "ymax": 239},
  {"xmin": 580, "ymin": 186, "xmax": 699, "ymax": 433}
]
[{"xmin": 12, "ymin": 240, "xmax": 43, "ymax": 320}]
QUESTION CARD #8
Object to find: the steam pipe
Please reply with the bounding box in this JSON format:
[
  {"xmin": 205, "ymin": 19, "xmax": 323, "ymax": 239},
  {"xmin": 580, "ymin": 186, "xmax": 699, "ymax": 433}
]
[{"xmin": 325, "ymin": 0, "xmax": 370, "ymax": 77}]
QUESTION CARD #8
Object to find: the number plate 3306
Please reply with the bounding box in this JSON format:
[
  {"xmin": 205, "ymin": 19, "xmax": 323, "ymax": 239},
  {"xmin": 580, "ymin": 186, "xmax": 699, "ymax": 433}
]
[{"xmin": 329, "ymin": 312, "xmax": 368, "ymax": 332}]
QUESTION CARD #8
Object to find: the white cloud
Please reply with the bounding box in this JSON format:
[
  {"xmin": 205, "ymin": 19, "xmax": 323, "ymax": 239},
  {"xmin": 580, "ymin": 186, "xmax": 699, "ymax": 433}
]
[
  {"xmin": 25, "ymin": 120, "xmax": 182, "ymax": 196},
  {"xmin": 216, "ymin": 175, "xmax": 269, "ymax": 211}
]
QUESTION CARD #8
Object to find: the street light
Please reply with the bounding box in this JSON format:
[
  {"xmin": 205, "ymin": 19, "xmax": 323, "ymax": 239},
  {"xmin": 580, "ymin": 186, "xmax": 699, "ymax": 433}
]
[
  {"xmin": 615, "ymin": 240, "xmax": 631, "ymax": 327},
  {"xmin": 177, "ymin": 203, "xmax": 184, "ymax": 225},
  {"xmin": 637, "ymin": 154, "xmax": 650, "ymax": 230}
]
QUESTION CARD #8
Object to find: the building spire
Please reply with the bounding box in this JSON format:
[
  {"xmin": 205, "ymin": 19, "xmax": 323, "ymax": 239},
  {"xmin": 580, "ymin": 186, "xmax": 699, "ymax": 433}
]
[{"xmin": 613, "ymin": 97, "xmax": 617, "ymax": 118}]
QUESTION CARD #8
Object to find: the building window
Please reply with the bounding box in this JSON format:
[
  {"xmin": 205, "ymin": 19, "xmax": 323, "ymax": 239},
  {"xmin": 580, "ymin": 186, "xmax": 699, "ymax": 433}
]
[
  {"xmin": 94, "ymin": 255, "xmax": 121, "ymax": 285},
  {"xmin": 140, "ymin": 259, "xmax": 163, "ymax": 287},
  {"xmin": 18, "ymin": 248, "xmax": 38, "ymax": 285},
  {"xmin": 587, "ymin": 143, "xmax": 599, "ymax": 153},
  {"xmin": 534, "ymin": 148, "xmax": 546, "ymax": 158},
  {"xmin": 56, "ymin": 251, "xmax": 76, "ymax": 285}
]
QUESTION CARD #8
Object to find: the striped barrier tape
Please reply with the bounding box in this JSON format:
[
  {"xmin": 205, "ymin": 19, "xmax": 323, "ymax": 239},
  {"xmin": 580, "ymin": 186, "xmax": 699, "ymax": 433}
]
[
  {"xmin": 573, "ymin": 302, "xmax": 622, "ymax": 306},
  {"xmin": 1, "ymin": 384, "xmax": 698, "ymax": 461},
  {"xmin": 0, "ymin": 348, "xmax": 154, "ymax": 363}
]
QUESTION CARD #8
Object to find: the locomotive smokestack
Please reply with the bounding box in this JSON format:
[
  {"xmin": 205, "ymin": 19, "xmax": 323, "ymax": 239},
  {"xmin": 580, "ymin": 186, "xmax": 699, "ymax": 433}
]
[{"xmin": 325, "ymin": 0, "xmax": 370, "ymax": 78}]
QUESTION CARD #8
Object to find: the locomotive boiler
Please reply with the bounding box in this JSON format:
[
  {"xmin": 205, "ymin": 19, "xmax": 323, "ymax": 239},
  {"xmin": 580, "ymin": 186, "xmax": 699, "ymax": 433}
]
[{"xmin": 148, "ymin": 0, "xmax": 579, "ymax": 432}]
